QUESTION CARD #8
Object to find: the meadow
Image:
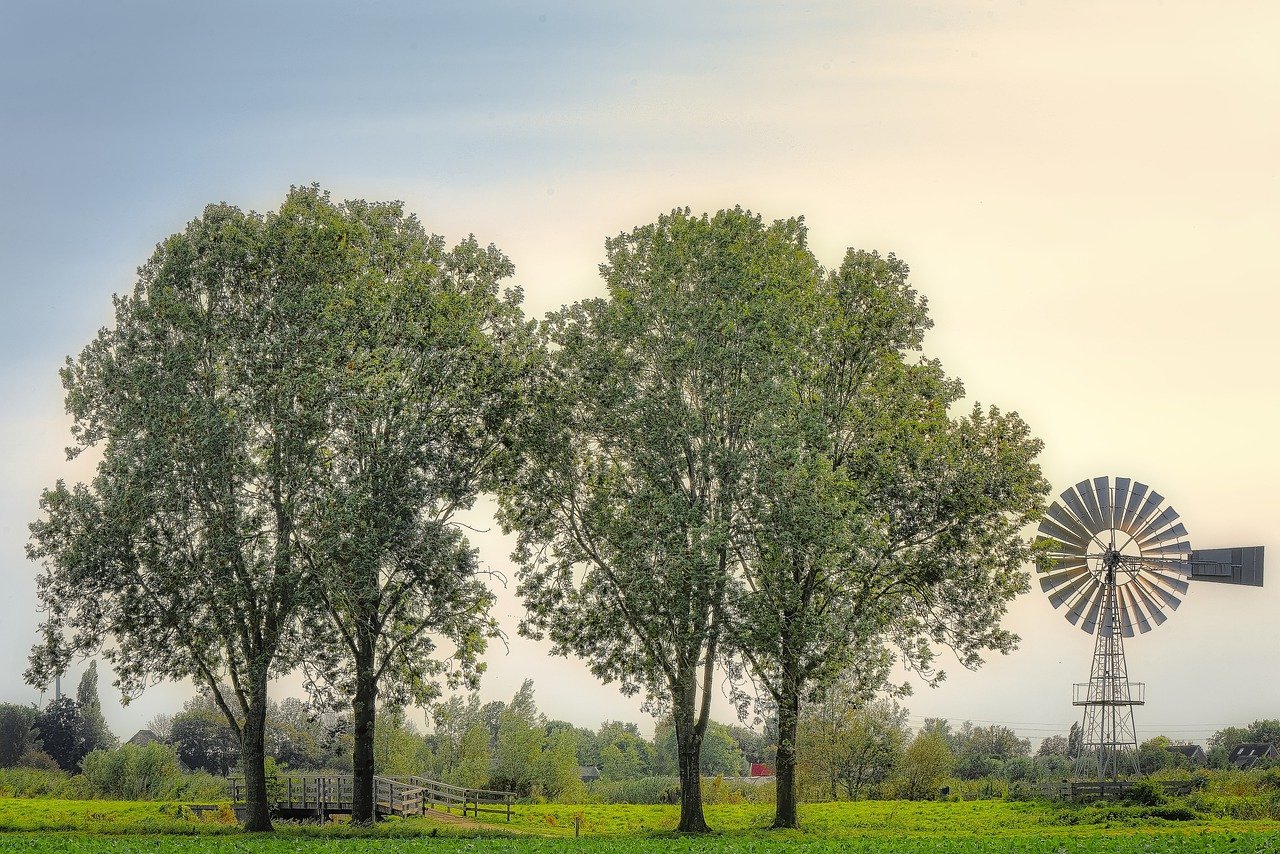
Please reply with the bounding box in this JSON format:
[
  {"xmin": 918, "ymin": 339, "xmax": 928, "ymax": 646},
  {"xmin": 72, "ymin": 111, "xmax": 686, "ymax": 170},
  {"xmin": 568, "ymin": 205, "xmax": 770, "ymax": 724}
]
[{"xmin": 3, "ymin": 797, "xmax": 1280, "ymax": 852}]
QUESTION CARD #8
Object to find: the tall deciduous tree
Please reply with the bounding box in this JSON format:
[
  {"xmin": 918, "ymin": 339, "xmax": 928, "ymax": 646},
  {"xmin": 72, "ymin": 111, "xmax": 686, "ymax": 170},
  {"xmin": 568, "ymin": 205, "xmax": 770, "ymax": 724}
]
[
  {"xmin": 727, "ymin": 248, "xmax": 1047, "ymax": 827},
  {"xmin": 797, "ymin": 692, "xmax": 908, "ymax": 801},
  {"xmin": 76, "ymin": 662, "xmax": 116, "ymax": 755},
  {"xmin": 895, "ymin": 730, "xmax": 953, "ymax": 800},
  {"xmin": 499, "ymin": 208, "xmax": 819, "ymax": 832},
  {"xmin": 292, "ymin": 198, "xmax": 525, "ymax": 823},
  {"xmin": 492, "ymin": 679, "xmax": 544, "ymax": 796},
  {"xmin": 26, "ymin": 187, "xmax": 363, "ymax": 830},
  {"xmin": 0, "ymin": 704, "xmax": 41, "ymax": 769},
  {"xmin": 33, "ymin": 697, "xmax": 88, "ymax": 771}
]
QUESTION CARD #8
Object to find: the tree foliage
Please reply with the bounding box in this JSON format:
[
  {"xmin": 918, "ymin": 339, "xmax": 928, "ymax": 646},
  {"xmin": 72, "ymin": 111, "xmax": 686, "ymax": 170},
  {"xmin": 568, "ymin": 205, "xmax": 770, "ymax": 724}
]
[
  {"xmin": 1210, "ymin": 720, "xmax": 1280, "ymax": 754},
  {"xmin": 76, "ymin": 662, "xmax": 116, "ymax": 755},
  {"xmin": 797, "ymin": 693, "xmax": 908, "ymax": 801},
  {"xmin": 492, "ymin": 679, "xmax": 544, "ymax": 795},
  {"xmin": 372, "ymin": 705, "xmax": 424, "ymax": 777},
  {"xmin": 950, "ymin": 722, "xmax": 1031, "ymax": 780},
  {"xmin": 0, "ymin": 703, "xmax": 40, "ymax": 768},
  {"xmin": 25, "ymin": 187, "xmax": 356, "ymax": 829},
  {"xmin": 894, "ymin": 730, "xmax": 953, "ymax": 800},
  {"xmin": 294, "ymin": 198, "xmax": 528, "ymax": 820},
  {"xmin": 498, "ymin": 208, "xmax": 823, "ymax": 832},
  {"xmin": 652, "ymin": 719, "xmax": 743, "ymax": 777},
  {"xmin": 169, "ymin": 694, "xmax": 239, "ymax": 776},
  {"xmin": 34, "ymin": 697, "xmax": 88, "ymax": 771},
  {"xmin": 1037, "ymin": 734, "xmax": 1069, "ymax": 758}
]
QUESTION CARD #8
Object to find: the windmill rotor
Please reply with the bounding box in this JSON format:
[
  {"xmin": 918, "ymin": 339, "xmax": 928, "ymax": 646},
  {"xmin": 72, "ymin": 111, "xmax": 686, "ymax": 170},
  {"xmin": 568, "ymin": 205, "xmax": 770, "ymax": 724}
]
[{"xmin": 1037, "ymin": 476, "xmax": 1193, "ymax": 638}]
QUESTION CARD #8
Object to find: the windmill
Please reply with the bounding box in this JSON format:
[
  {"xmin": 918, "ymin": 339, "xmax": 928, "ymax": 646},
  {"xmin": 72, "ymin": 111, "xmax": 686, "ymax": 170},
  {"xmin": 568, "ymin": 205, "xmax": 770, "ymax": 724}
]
[{"xmin": 1037, "ymin": 476, "xmax": 1264, "ymax": 780}]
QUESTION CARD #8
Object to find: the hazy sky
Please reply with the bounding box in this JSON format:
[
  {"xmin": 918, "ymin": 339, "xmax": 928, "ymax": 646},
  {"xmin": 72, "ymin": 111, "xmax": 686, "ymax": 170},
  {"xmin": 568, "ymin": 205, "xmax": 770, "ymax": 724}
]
[{"xmin": 2, "ymin": 0, "xmax": 1277, "ymax": 749}]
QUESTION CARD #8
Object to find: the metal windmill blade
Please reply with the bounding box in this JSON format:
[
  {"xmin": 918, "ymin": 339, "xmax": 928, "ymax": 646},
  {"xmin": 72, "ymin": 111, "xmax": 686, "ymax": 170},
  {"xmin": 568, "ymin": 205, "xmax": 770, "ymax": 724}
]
[{"xmin": 1036, "ymin": 476, "xmax": 1196, "ymax": 635}]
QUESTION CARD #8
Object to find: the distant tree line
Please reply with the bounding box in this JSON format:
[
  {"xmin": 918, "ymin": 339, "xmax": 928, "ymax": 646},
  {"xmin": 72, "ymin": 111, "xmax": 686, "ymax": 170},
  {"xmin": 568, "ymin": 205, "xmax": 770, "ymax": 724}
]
[
  {"xmin": 1, "ymin": 674, "xmax": 772, "ymax": 800},
  {"xmin": 0, "ymin": 663, "xmax": 116, "ymax": 772},
  {"xmin": 6, "ymin": 663, "xmax": 1280, "ymax": 805}
]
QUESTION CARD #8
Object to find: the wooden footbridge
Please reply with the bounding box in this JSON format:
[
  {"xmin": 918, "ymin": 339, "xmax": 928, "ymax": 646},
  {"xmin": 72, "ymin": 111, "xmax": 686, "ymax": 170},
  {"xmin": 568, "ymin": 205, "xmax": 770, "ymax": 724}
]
[{"xmin": 228, "ymin": 774, "xmax": 515, "ymax": 822}]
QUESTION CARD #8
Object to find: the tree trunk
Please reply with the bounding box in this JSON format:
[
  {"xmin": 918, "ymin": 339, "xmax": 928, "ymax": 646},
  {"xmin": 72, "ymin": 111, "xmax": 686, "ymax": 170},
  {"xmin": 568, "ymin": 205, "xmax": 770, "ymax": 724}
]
[
  {"xmin": 350, "ymin": 646, "xmax": 378, "ymax": 825},
  {"xmin": 772, "ymin": 682, "xmax": 801, "ymax": 829},
  {"xmin": 240, "ymin": 677, "xmax": 274, "ymax": 832},
  {"xmin": 674, "ymin": 709, "xmax": 709, "ymax": 833}
]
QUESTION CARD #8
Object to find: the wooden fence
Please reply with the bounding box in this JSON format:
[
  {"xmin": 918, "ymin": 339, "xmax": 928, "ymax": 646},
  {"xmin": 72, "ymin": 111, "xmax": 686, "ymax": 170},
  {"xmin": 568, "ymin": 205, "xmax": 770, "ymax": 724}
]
[{"xmin": 228, "ymin": 773, "xmax": 514, "ymax": 821}]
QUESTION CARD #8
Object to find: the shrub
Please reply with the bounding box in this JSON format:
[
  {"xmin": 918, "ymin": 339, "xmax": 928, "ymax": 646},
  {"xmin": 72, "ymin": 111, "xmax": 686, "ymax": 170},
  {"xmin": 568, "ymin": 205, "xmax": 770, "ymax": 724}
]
[
  {"xmin": 0, "ymin": 767, "xmax": 67, "ymax": 797},
  {"xmin": 81, "ymin": 742, "xmax": 182, "ymax": 800},
  {"xmin": 52, "ymin": 773, "xmax": 100, "ymax": 800},
  {"xmin": 1125, "ymin": 778, "xmax": 1165, "ymax": 806},
  {"xmin": 167, "ymin": 771, "xmax": 230, "ymax": 802},
  {"xmin": 701, "ymin": 775, "xmax": 743, "ymax": 805},
  {"xmin": 17, "ymin": 748, "xmax": 61, "ymax": 771},
  {"xmin": 584, "ymin": 776, "xmax": 680, "ymax": 804}
]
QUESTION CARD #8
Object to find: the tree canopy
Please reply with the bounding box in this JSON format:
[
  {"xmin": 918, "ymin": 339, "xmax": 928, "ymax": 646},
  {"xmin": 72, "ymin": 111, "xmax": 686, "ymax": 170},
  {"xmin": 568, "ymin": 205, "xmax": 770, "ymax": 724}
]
[
  {"xmin": 722, "ymin": 246, "xmax": 1047, "ymax": 826},
  {"xmin": 26, "ymin": 186, "xmax": 526, "ymax": 827},
  {"xmin": 498, "ymin": 207, "xmax": 826, "ymax": 831},
  {"xmin": 283, "ymin": 194, "xmax": 528, "ymax": 822}
]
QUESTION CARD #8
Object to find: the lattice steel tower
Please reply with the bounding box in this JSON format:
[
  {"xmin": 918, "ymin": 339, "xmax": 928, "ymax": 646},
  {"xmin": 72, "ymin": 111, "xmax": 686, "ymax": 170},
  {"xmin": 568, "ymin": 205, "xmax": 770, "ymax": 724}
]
[
  {"xmin": 1037, "ymin": 476, "xmax": 1264, "ymax": 782},
  {"xmin": 1073, "ymin": 553, "xmax": 1142, "ymax": 779}
]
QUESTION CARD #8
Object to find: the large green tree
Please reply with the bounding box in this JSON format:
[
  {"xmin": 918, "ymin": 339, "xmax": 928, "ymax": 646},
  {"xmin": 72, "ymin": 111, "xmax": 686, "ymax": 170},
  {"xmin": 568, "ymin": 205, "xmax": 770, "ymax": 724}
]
[
  {"xmin": 76, "ymin": 662, "xmax": 116, "ymax": 755},
  {"xmin": 291, "ymin": 198, "xmax": 525, "ymax": 823},
  {"xmin": 0, "ymin": 704, "xmax": 40, "ymax": 768},
  {"xmin": 498, "ymin": 208, "xmax": 819, "ymax": 832},
  {"xmin": 725, "ymin": 248, "xmax": 1047, "ymax": 827},
  {"xmin": 26, "ymin": 187, "xmax": 371, "ymax": 830},
  {"xmin": 797, "ymin": 692, "xmax": 908, "ymax": 801},
  {"xmin": 33, "ymin": 697, "xmax": 88, "ymax": 771},
  {"xmin": 491, "ymin": 679, "xmax": 544, "ymax": 796}
]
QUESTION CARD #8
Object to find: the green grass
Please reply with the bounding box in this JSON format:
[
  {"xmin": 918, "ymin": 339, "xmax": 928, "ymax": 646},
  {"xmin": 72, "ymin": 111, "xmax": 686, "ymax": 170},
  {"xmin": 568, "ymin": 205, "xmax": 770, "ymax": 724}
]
[
  {"xmin": 0, "ymin": 798, "xmax": 241, "ymax": 833},
  {"xmin": 497, "ymin": 799, "xmax": 1280, "ymax": 839},
  {"xmin": 4, "ymin": 832, "xmax": 1280, "ymax": 852},
  {"xmin": 3, "ymin": 797, "xmax": 1280, "ymax": 851}
]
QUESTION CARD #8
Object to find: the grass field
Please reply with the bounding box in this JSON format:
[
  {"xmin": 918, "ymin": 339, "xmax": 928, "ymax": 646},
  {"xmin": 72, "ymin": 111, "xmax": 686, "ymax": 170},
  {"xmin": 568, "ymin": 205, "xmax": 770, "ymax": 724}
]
[
  {"xmin": 2, "ymin": 797, "xmax": 1280, "ymax": 851},
  {"xmin": 4, "ymin": 832, "xmax": 1280, "ymax": 852}
]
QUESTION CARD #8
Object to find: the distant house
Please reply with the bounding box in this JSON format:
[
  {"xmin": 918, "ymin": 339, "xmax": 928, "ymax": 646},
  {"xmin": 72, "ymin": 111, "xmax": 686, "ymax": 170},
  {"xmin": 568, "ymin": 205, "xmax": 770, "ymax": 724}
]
[
  {"xmin": 1228, "ymin": 743, "xmax": 1277, "ymax": 769},
  {"xmin": 577, "ymin": 765, "xmax": 601, "ymax": 783},
  {"xmin": 1168, "ymin": 744, "xmax": 1206, "ymax": 766},
  {"xmin": 749, "ymin": 762, "xmax": 773, "ymax": 778},
  {"xmin": 126, "ymin": 729, "xmax": 161, "ymax": 747}
]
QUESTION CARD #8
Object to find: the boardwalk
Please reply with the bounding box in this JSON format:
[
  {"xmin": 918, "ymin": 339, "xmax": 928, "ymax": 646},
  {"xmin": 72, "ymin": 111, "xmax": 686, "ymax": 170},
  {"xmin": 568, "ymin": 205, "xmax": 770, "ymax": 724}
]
[{"xmin": 228, "ymin": 774, "xmax": 516, "ymax": 822}]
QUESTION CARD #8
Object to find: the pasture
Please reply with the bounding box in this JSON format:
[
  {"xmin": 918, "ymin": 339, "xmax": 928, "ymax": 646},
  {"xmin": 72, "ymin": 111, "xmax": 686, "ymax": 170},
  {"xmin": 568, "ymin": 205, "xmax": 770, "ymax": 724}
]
[{"xmin": 3, "ymin": 797, "xmax": 1280, "ymax": 851}]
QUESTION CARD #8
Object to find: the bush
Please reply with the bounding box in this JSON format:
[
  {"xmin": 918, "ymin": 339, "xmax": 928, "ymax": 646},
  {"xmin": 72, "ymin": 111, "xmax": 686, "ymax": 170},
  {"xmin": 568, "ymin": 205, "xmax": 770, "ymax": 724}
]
[
  {"xmin": 584, "ymin": 776, "xmax": 680, "ymax": 804},
  {"xmin": 0, "ymin": 767, "xmax": 67, "ymax": 797},
  {"xmin": 167, "ymin": 771, "xmax": 230, "ymax": 802},
  {"xmin": 701, "ymin": 775, "xmax": 743, "ymax": 805},
  {"xmin": 17, "ymin": 748, "xmax": 61, "ymax": 771},
  {"xmin": 934, "ymin": 776, "xmax": 1007, "ymax": 801},
  {"xmin": 52, "ymin": 774, "xmax": 100, "ymax": 800},
  {"xmin": 1125, "ymin": 778, "xmax": 1165, "ymax": 806},
  {"xmin": 81, "ymin": 742, "xmax": 183, "ymax": 800}
]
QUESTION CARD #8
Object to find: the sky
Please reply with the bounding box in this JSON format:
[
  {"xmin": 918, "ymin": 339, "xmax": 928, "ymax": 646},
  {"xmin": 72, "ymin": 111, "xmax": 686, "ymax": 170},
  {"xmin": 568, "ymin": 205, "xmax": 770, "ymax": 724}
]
[{"xmin": 2, "ymin": 0, "xmax": 1278, "ymax": 750}]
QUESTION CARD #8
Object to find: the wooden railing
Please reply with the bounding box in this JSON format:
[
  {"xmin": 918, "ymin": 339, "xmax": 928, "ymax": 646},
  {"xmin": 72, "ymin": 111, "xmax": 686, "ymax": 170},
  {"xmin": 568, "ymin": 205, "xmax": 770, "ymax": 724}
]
[
  {"xmin": 1038, "ymin": 779, "xmax": 1196, "ymax": 799},
  {"xmin": 228, "ymin": 773, "xmax": 513, "ymax": 821}
]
